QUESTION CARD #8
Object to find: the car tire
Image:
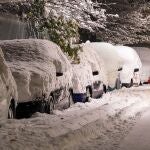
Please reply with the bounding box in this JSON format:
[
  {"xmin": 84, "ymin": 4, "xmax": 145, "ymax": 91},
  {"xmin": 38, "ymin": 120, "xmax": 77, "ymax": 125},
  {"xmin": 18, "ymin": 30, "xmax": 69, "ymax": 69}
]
[
  {"xmin": 139, "ymin": 81, "xmax": 142, "ymax": 86},
  {"xmin": 8, "ymin": 100, "xmax": 16, "ymax": 119},
  {"xmin": 46, "ymin": 96, "xmax": 55, "ymax": 114},
  {"xmin": 39, "ymin": 101, "xmax": 46, "ymax": 113},
  {"xmin": 86, "ymin": 88, "xmax": 91, "ymax": 102},
  {"xmin": 130, "ymin": 79, "xmax": 133, "ymax": 87},
  {"xmin": 68, "ymin": 91, "xmax": 74, "ymax": 107},
  {"xmin": 116, "ymin": 79, "xmax": 121, "ymax": 89},
  {"xmin": 103, "ymin": 84, "xmax": 107, "ymax": 93}
]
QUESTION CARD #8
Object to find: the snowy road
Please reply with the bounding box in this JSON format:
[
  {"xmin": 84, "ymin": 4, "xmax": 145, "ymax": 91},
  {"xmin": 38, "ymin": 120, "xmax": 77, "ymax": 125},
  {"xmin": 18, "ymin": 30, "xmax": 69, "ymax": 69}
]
[
  {"xmin": 0, "ymin": 85, "xmax": 150, "ymax": 150},
  {"xmin": 118, "ymin": 109, "xmax": 150, "ymax": 150}
]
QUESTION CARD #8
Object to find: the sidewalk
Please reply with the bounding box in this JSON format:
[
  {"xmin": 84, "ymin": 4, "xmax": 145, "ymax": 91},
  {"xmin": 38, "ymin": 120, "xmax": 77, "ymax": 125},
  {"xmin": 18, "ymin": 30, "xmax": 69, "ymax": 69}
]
[{"xmin": 119, "ymin": 109, "xmax": 150, "ymax": 150}]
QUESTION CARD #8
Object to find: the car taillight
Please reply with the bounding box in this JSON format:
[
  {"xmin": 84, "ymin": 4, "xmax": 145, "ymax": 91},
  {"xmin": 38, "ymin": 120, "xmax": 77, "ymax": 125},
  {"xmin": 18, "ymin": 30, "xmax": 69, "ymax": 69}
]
[{"xmin": 148, "ymin": 77, "xmax": 150, "ymax": 84}]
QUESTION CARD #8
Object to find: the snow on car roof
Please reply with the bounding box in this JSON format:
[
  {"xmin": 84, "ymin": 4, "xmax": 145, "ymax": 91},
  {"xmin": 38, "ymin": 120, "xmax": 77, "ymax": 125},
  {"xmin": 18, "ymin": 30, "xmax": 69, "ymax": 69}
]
[
  {"xmin": 0, "ymin": 39, "xmax": 70, "ymax": 72},
  {"xmin": 116, "ymin": 46, "xmax": 142, "ymax": 68},
  {"xmin": 82, "ymin": 42, "xmax": 123, "ymax": 72}
]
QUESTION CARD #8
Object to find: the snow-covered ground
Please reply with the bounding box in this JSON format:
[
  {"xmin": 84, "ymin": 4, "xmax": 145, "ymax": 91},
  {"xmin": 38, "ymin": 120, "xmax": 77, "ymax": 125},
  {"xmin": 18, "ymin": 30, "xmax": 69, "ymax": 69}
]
[
  {"xmin": 118, "ymin": 109, "xmax": 150, "ymax": 150},
  {"xmin": 0, "ymin": 85, "xmax": 150, "ymax": 150}
]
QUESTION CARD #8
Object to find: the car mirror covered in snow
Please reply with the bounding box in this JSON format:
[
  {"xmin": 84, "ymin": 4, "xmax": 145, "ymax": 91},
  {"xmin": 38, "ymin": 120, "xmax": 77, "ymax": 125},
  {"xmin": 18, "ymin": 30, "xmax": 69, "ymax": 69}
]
[
  {"xmin": 134, "ymin": 68, "xmax": 139, "ymax": 72},
  {"xmin": 56, "ymin": 72, "xmax": 63, "ymax": 77},
  {"xmin": 118, "ymin": 67, "xmax": 123, "ymax": 71},
  {"xmin": 92, "ymin": 71, "xmax": 99, "ymax": 76}
]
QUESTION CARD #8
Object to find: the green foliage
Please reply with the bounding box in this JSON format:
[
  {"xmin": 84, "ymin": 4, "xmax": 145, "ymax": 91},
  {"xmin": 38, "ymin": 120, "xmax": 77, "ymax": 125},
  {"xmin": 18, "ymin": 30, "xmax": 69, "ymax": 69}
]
[{"xmin": 27, "ymin": 0, "xmax": 80, "ymax": 62}]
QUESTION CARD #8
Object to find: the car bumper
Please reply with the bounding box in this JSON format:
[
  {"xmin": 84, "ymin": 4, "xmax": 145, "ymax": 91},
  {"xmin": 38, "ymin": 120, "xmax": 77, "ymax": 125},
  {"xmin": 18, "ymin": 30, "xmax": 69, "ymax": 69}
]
[{"xmin": 72, "ymin": 93, "xmax": 87, "ymax": 103}]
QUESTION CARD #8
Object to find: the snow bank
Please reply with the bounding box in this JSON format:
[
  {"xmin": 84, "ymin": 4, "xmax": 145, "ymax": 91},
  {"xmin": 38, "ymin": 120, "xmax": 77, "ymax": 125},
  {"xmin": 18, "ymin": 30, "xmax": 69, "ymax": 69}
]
[
  {"xmin": 0, "ymin": 47, "xmax": 17, "ymax": 120},
  {"xmin": 0, "ymin": 39, "xmax": 72, "ymax": 104}
]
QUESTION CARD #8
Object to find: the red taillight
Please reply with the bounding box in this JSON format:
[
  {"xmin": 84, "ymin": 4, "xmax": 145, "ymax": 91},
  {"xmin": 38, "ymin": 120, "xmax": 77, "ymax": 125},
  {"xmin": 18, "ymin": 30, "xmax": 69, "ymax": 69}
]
[{"xmin": 148, "ymin": 77, "xmax": 150, "ymax": 84}]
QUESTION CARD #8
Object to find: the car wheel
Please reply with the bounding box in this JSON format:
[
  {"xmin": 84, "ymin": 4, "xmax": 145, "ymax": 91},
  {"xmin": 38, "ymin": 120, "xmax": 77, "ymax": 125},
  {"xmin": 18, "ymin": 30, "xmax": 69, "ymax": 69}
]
[
  {"xmin": 103, "ymin": 84, "xmax": 107, "ymax": 93},
  {"xmin": 86, "ymin": 88, "xmax": 91, "ymax": 102},
  {"xmin": 139, "ymin": 81, "xmax": 143, "ymax": 86},
  {"xmin": 46, "ymin": 96, "xmax": 55, "ymax": 114},
  {"xmin": 116, "ymin": 79, "xmax": 121, "ymax": 89},
  {"xmin": 130, "ymin": 79, "xmax": 133, "ymax": 87},
  {"xmin": 68, "ymin": 91, "xmax": 74, "ymax": 107},
  {"xmin": 39, "ymin": 101, "xmax": 46, "ymax": 113},
  {"xmin": 8, "ymin": 101, "xmax": 16, "ymax": 119}
]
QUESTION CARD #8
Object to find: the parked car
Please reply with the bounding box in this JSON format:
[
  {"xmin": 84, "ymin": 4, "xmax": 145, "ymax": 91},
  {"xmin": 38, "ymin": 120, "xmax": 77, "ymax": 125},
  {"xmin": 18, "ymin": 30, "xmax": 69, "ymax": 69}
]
[
  {"xmin": 0, "ymin": 47, "xmax": 18, "ymax": 119},
  {"xmin": 0, "ymin": 39, "xmax": 73, "ymax": 118},
  {"xmin": 132, "ymin": 47, "xmax": 150, "ymax": 84},
  {"xmin": 85, "ymin": 42, "xmax": 123, "ymax": 91},
  {"xmin": 71, "ymin": 43, "xmax": 105, "ymax": 103},
  {"xmin": 115, "ymin": 46, "xmax": 142, "ymax": 87}
]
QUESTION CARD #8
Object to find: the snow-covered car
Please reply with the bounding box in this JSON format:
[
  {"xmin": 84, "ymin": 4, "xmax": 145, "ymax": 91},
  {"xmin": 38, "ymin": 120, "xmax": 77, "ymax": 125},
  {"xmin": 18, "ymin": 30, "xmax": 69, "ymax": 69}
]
[
  {"xmin": 115, "ymin": 46, "xmax": 142, "ymax": 87},
  {"xmin": 133, "ymin": 47, "xmax": 150, "ymax": 84},
  {"xmin": 72, "ymin": 64, "xmax": 92, "ymax": 102},
  {"xmin": 85, "ymin": 42, "xmax": 123, "ymax": 91},
  {"xmin": 0, "ymin": 47, "xmax": 18, "ymax": 119},
  {"xmin": 0, "ymin": 39, "xmax": 73, "ymax": 118},
  {"xmin": 71, "ymin": 43, "xmax": 105, "ymax": 103}
]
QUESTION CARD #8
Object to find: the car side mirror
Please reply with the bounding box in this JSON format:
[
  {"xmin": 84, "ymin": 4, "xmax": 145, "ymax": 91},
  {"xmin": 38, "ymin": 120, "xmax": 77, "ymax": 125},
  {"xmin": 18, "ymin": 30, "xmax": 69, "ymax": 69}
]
[
  {"xmin": 56, "ymin": 72, "xmax": 63, "ymax": 77},
  {"xmin": 118, "ymin": 67, "xmax": 123, "ymax": 71},
  {"xmin": 92, "ymin": 71, "xmax": 99, "ymax": 76},
  {"xmin": 134, "ymin": 68, "xmax": 139, "ymax": 72}
]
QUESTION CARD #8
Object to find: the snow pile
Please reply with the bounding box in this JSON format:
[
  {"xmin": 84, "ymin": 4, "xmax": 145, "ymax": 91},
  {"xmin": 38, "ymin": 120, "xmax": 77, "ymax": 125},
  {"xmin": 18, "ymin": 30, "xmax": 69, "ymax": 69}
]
[
  {"xmin": 0, "ymin": 47, "xmax": 17, "ymax": 120},
  {"xmin": 0, "ymin": 39, "xmax": 73, "ymax": 104}
]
